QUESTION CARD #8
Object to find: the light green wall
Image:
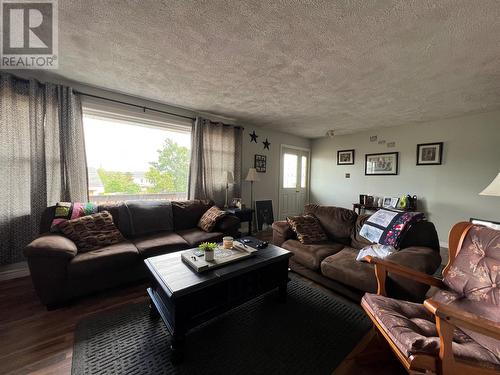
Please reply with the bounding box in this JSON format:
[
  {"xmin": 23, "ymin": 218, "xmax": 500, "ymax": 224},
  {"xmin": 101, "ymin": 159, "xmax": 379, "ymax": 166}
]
[{"xmin": 311, "ymin": 110, "xmax": 500, "ymax": 247}]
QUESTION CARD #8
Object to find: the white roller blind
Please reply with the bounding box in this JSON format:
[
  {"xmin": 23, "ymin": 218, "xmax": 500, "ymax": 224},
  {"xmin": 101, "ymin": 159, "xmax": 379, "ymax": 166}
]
[{"xmin": 81, "ymin": 96, "xmax": 193, "ymax": 133}]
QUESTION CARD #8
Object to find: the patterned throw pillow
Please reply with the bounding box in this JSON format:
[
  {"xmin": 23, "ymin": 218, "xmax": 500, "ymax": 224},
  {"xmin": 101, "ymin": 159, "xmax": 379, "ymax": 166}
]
[
  {"xmin": 287, "ymin": 214, "xmax": 328, "ymax": 244},
  {"xmin": 198, "ymin": 206, "xmax": 227, "ymax": 232},
  {"xmin": 59, "ymin": 211, "xmax": 125, "ymax": 252},
  {"xmin": 50, "ymin": 202, "xmax": 98, "ymax": 232}
]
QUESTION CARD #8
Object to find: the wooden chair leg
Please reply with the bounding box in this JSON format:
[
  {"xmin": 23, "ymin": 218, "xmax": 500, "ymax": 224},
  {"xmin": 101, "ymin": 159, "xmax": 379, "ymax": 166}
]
[{"xmin": 435, "ymin": 316, "xmax": 455, "ymax": 375}]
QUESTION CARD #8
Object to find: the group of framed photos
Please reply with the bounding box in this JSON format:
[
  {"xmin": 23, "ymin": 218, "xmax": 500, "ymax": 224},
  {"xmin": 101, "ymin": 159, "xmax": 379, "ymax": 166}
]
[{"xmin": 337, "ymin": 142, "xmax": 443, "ymax": 175}]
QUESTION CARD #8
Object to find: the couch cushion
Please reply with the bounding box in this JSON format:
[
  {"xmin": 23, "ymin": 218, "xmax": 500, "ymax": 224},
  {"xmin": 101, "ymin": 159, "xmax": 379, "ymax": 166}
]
[
  {"xmin": 172, "ymin": 199, "xmax": 214, "ymax": 231},
  {"xmin": 177, "ymin": 228, "xmax": 225, "ymax": 247},
  {"xmin": 321, "ymin": 247, "xmax": 377, "ymax": 293},
  {"xmin": 350, "ymin": 214, "xmax": 374, "ymax": 250},
  {"xmin": 282, "ymin": 239, "xmax": 344, "ymax": 270},
  {"xmin": 361, "ymin": 293, "xmax": 500, "ymax": 370},
  {"xmin": 59, "ymin": 211, "xmax": 125, "ymax": 253},
  {"xmin": 68, "ymin": 240, "xmax": 139, "ymax": 279},
  {"xmin": 286, "ymin": 214, "xmax": 328, "ymax": 244},
  {"xmin": 132, "ymin": 232, "xmax": 189, "ymax": 258},
  {"xmin": 124, "ymin": 200, "xmax": 173, "ymax": 237},
  {"xmin": 304, "ymin": 204, "xmax": 357, "ymax": 245}
]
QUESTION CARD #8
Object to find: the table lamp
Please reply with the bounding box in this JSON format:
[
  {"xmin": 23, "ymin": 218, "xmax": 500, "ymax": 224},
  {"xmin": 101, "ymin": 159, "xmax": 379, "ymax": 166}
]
[
  {"xmin": 479, "ymin": 173, "xmax": 500, "ymax": 196},
  {"xmin": 245, "ymin": 168, "xmax": 260, "ymax": 210},
  {"xmin": 224, "ymin": 171, "xmax": 234, "ymax": 208}
]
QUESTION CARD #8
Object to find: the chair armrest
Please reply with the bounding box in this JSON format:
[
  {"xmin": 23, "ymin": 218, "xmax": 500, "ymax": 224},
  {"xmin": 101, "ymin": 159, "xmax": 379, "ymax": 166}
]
[
  {"xmin": 272, "ymin": 220, "xmax": 295, "ymax": 246},
  {"xmin": 365, "ymin": 254, "xmax": 445, "ymax": 296},
  {"xmin": 424, "ymin": 299, "xmax": 500, "ymax": 341},
  {"xmin": 23, "ymin": 234, "xmax": 78, "ymax": 259}
]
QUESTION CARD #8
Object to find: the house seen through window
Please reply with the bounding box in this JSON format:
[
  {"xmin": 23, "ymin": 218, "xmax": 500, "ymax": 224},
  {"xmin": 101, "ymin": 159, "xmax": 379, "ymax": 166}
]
[{"xmin": 82, "ymin": 104, "xmax": 191, "ymax": 202}]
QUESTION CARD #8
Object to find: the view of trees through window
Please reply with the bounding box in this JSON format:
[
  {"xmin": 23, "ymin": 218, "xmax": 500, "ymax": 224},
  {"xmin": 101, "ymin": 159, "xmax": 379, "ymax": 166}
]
[{"xmin": 83, "ymin": 114, "xmax": 191, "ymax": 202}]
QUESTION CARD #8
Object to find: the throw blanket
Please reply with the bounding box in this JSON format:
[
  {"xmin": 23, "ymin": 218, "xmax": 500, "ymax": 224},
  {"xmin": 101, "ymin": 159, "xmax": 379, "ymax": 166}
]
[
  {"xmin": 50, "ymin": 202, "xmax": 98, "ymax": 231},
  {"xmin": 356, "ymin": 244, "xmax": 396, "ymax": 262},
  {"xmin": 125, "ymin": 200, "xmax": 173, "ymax": 236},
  {"xmin": 359, "ymin": 208, "xmax": 424, "ymax": 248}
]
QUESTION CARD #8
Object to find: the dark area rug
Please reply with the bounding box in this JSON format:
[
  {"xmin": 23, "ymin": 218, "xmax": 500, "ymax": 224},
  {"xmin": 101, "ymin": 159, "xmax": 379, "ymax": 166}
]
[{"xmin": 72, "ymin": 280, "xmax": 371, "ymax": 375}]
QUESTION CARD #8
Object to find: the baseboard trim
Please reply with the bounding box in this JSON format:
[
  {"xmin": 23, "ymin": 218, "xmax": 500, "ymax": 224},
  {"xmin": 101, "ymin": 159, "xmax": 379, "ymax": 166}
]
[{"xmin": 0, "ymin": 261, "xmax": 30, "ymax": 281}]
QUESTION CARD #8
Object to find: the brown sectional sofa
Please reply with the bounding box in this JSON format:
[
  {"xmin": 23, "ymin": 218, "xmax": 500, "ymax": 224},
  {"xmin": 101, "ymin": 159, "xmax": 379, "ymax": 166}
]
[
  {"xmin": 272, "ymin": 204, "xmax": 442, "ymax": 302},
  {"xmin": 24, "ymin": 200, "xmax": 240, "ymax": 308}
]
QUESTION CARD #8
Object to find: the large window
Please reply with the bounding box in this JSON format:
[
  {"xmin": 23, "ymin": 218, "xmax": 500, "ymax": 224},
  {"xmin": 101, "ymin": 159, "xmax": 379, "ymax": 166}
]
[{"xmin": 82, "ymin": 98, "xmax": 191, "ymax": 202}]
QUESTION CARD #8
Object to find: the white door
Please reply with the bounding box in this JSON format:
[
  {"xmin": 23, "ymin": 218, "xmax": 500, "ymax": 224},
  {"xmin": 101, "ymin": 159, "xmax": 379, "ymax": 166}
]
[{"xmin": 279, "ymin": 146, "xmax": 310, "ymax": 219}]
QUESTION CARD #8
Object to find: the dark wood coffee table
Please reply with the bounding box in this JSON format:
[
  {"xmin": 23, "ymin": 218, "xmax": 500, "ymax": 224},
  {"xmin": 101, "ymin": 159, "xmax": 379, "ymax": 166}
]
[{"xmin": 145, "ymin": 238, "xmax": 292, "ymax": 362}]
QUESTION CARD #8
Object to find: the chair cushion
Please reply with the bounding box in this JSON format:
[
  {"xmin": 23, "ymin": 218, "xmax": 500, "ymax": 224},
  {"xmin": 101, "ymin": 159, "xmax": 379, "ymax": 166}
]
[
  {"xmin": 177, "ymin": 228, "xmax": 225, "ymax": 247},
  {"xmin": 361, "ymin": 293, "xmax": 500, "ymax": 369},
  {"xmin": 198, "ymin": 206, "xmax": 227, "ymax": 232},
  {"xmin": 321, "ymin": 247, "xmax": 377, "ymax": 292},
  {"xmin": 444, "ymin": 226, "xmax": 500, "ymax": 306},
  {"xmin": 59, "ymin": 211, "xmax": 125, "ymax": 252},
  {"xmin": 132, "ymin": 232, "xmax": 189, "ymax": 258},
  {"xmin": 282, "ymin": 239, "xmax": 343, "ymax": 270},
  {"xmin": 68, "ymin": 240, "xmax": 139, "ymax": 279},
  {"xmin": 286, "ymin": 214, "xmax": 328, "ymax": 244}
]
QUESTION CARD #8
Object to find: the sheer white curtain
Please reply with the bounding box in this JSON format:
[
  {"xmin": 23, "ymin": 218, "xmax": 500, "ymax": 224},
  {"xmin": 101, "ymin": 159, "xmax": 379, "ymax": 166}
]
[
  {"xmin": 0, "ymin": 74, "xmax": 88, "ymax": 264},
  {"xmin": 189, "ymin": 117, "xmax": 242, "ymax": 207}
]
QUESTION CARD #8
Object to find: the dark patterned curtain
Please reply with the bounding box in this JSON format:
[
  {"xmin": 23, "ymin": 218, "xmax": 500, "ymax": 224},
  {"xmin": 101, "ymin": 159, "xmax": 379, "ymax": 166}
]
[
  {"xmin": 0, "ymin": 74, "xmax": 88, "ymax": 265},
  {"xmin": 189, "ymin": 117, "xmax": 242, "ymax": 207}
]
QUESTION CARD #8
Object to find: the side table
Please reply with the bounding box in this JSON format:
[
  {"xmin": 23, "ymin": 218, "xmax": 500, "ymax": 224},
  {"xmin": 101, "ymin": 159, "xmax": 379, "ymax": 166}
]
[{"xmin": 225, "ymin": 207, "xmax": 255, "ymax": 236}]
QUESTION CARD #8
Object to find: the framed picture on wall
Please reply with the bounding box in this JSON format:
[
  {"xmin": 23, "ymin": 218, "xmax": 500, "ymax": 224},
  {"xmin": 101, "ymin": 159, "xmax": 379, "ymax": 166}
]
[
  {"xmin": 416, "ymin": 142, "xmax": 443, "ymax": 165},
  {"xmin": 365, "ymin": 152, "xmax": 399, "ymax": 175},
  {"xmin": 254, "ymin": 154, "xmax": 267, "ymax": 172},
  {"xmin": 337, "ymin": 149, "xmax": 355, "ymax": 165}
]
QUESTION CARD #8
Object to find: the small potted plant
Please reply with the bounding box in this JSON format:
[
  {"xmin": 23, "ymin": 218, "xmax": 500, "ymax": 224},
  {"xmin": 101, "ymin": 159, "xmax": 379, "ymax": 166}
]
[{"xmin": 199, "ymin": 242, "xmax": 217, "ymax": 262}]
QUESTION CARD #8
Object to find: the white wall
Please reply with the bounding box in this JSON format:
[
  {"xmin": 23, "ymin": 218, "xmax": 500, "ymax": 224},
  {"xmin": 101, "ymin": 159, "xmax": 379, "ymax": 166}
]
[
  {"xmin": 240, "ymin": 126, "xmax": 311, "ymax": 225},
  {"xmin": 311, "ymin": 111, "xmax": 500, "ymax": 246}
]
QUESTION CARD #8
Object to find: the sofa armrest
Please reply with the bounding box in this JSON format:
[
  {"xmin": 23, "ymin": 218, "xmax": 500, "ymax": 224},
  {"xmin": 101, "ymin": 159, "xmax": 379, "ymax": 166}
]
[
  {"xmin": 23, "ymin": 234, "xmax": 76, "ymax": 307},
  {"xmin": 272, "ymin": 220, "xmax": 295, "ymax": 246},
  {"xmin": 366, "ymin": 246, "xmax": 443, "ymax": 301},
  {"xmin": 215, "ymin": 214, "xmax": 240, "ymax": 235},
  {"xmin": 23, "ymin": 234, "xmax": 78, "ymax": 259}
]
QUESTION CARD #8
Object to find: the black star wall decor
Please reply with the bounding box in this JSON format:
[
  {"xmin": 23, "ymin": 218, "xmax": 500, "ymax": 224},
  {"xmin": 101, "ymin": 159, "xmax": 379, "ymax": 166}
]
[
  {"xmin": 249, "ymin": 130, "xmax": 258, "ymax": 143},
  {"xmin": 263, "ymin": 138, "xmax": 271, "ymax": 150}
]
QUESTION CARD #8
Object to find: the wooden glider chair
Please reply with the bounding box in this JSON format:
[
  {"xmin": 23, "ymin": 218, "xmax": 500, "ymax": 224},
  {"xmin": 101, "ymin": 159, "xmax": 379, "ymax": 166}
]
[{"xmin": 361, "ymin": 222, "xmax": 500, "ymax": 375}]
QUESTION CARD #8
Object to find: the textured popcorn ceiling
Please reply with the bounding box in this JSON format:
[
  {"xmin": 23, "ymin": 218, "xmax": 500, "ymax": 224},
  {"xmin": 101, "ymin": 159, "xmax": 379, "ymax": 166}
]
[{"xmin": 57, "ymin": 0, "xmax": 500, "ymax": 138}]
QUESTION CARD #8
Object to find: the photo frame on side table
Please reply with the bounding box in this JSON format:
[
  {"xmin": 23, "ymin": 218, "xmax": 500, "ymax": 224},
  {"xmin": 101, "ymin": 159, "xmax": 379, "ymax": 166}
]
[
  {"xmin": 365, "ymin": 152, "xmax": 399, "ymax": 175},
  {"xmin": 337, "ymin": 149, "xmax": 355, "ymax": 165},
  {"xmin": 416, "ymin": 142, "xmax": 443, "ymax": 165},
  {"xmin": 383, "ymin": 197, "xmax": 400, "ymax": 208},
  {"xmin": 255, "ymin": 200, "xmax": 274, "ymax": 231}
]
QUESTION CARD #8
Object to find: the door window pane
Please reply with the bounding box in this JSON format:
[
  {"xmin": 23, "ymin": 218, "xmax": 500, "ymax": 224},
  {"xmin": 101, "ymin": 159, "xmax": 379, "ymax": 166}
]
[
  {"xmin": 301, "ymin": 156, "xmax": 307, "ymax": 188},
  {"xmin": 283, "ymin": 153, "xmax": 297, "ymax": 188}
]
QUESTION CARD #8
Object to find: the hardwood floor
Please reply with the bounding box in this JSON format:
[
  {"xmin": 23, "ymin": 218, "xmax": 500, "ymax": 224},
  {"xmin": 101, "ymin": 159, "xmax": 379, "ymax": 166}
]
[
  {"xmin": 0, "ymin": 271, "xmax": 404, "ymax": 375},
  {"xmin": 0, "ymin": 277, "xmax": 147, "ymax": 375}
]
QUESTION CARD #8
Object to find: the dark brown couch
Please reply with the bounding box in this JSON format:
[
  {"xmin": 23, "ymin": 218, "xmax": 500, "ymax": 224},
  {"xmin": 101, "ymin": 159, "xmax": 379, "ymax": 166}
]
[
  {"xmin": 24, "ymin": 199, "xmax": 240, "ymax": 308},
  {"xmin": 272, "ymin": 204, "xmax": 442, "ymax": 302}
]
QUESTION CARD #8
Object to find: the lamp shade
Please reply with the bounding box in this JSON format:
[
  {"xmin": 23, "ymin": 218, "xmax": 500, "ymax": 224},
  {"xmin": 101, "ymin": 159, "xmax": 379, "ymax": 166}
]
[
  {"xmin": 225, "ymin": 171, "xmax": 234, "ymax": 184},
  {"xmin": 479, "ymin": 173, "xmax": 500, "ymax": 196},
  {"xmin": 245, "ymin": 168, "xmax": 260, "ymax": 182}
]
